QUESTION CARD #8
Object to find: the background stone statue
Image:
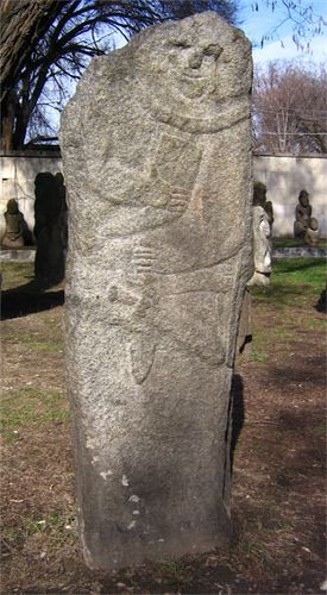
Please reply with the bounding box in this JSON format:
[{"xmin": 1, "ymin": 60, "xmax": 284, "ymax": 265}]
[
  {"xmin": 60, "ymin": 12, "xmax": 253, "ymax": 570},
  {"xmin": 34, "ymin": 171, "xmax": 68, "ymax": 285},
  {"xmin": 305, "ymin": 216, "xmax": 320, "ymax": 246},
  {"xmin": 238, "ymin": 182, "xmax": 273, "ymax": 352},
  {"xmin": 294, "ymin": 189, "xmax": 312, "ymax": 239},
  {"xmin": 1, "ymin": 198, "xmax": 25, "ymax": 248},
  {"xmin": 248, "ymin": 181, "xmax": 273, "ymax": 287}
]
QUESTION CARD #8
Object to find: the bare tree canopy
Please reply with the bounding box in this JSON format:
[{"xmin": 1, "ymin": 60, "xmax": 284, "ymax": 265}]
[
  {"xmin": 254, "ymin": 0, "xmax": 326, "ymax": 50},
  {"xmin": 253, "ymin": 61, "xmax": 327, "ymax": 155},
  {"xmin": 0, "ymin": 0, "xmax": 238, "ymax": 150},
  {"xmin": 0, "ymin": 0, "xmax": 63, "ymax": 104}
]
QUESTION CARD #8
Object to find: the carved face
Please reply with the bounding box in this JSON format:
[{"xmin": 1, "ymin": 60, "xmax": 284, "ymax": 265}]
[
  {"xmin": 299, "ymin": 191, "xmax": 309, "ymax": 207},
  {"xmin": 165, "ymin": 38, "xmax": 223, "ymax": 99},
  {"xmin": 7, "ymin": 199, "xmax": 19, "ymax": 214},
  {"xmin": 162, "ymin": 27, "xmax": 250, "ymax": 104},
  {"xmin": 135, "ymin": 13, "xmax": 252, "ymax": 119}
]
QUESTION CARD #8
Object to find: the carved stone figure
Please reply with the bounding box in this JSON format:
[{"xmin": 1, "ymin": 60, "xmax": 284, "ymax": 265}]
[
  {"xmin": 248, "ymin": 181, "xmax": 272, "ymax": 287},
  {"xmin": 1, "ymin": 198, "xmax": 25, "ymax": 248},
  {"xmin": 264, "ymin": 200, "xmax": 274, "ymax": 228},
  {"xmin": 34, "ymin": 171, "xmax": 68, "ymax": 285},
  {"xmin": 305, "ymin": 217, "xmax": 320, "ymax": 246},
  {"xmin": 253, "ymin": 180, "xmax": 266, "ymax": 207},
  {"xmin": 294, "ymin": 189, "xmax": 312, "ymax": 239},
  {"xmin": 253, "ymin": 180, "xmax": 274, "ymax": 227},
  {"xmin": 60, "ymin": 12, "xmax": 253, "ymax": 570}
]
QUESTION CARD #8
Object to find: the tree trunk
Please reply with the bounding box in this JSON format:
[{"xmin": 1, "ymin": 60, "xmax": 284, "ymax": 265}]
[{"xmin": 0, "ymin": 0, "xmax": 65, "ymax": 150}]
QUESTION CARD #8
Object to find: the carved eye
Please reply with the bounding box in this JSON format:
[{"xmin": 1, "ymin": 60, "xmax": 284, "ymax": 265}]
[
  {"xmin": 170, "ymin": 39, "xmax": 191, "ymax": 49},
  {"xmin": 203, "ymin": 44, "xmax": 223, "ymax": 60}
]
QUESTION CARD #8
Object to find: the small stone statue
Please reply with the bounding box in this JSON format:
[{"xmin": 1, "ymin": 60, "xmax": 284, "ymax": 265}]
[
  {"xmin": 252, "ymin": 181, "xmax": 274, "ymax": 227},
  {"xmin": 294, "ymin": 189, "xmax": 312, "ymax": 239},
  {"xmin": 305, "ymin": 217, "xmax": 320, "ymax": 246},
  {"xmin": 1, "ymin": 198, "xmax": 25, "ymax": 248},
  {"xmin": 247, "ymin": 181, "xmax": 273, "ymax": 287},
  {"xmin": 264, "ymin": 200, "xmax": 274, "ymax": 228}
]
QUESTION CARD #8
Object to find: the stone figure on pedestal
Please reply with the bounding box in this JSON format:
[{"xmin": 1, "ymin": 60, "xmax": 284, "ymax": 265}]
[
  {"xmin": 247, "ymin": 181, "xmax": 273, "ymax": 287},
  {"xmin": 305, "ymin": 217, "xmax": 320, "ymax": 246},
  {"xmin": 238, "ymin": 182, "xmax": 273, "ymax": 353},
  {"xmin": 294, "ymin": 189, "xmax": 320, "ymax": 246},
  {"xmin": 1, "ymin": 198, "xmax": 25, "ymax": 248},
  {"xmin": 294, "ymin": 189, "xmax": 312, "ymax": 239}
]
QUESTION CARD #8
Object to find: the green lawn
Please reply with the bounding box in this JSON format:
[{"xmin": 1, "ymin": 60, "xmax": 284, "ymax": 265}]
[
  {"xmin": 250, "ymin": 257, "xmax": 326, "ymax": 308},
  {"xmin": 272, "ymin": 236, "xmax": 327, "ymax": 249}
]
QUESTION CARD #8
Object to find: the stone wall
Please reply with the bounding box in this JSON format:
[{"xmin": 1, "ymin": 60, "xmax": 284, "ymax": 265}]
[{"xmin": 1, "ymin": 150, "xmax": 326, "ymax": 240}]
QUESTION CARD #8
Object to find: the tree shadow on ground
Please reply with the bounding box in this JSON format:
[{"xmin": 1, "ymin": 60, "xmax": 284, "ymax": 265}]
[
  {"xmin": 1, "ymin": 280, "xmax": 64, "ymax": 320},
  {"xmin": 274, "ymin": 258, "xmax": 326, "ymax": 274},
  {"xmin": 251, "ymin": 282, "xmax": 324, "ymax": 309}
]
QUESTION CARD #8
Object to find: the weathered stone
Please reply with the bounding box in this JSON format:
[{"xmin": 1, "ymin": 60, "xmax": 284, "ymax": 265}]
[
  {"xmin": 305, "ymin": 216, "xmax": 320, "ymax": 246},
  {"xmin": 294, "ymin": 189, "xmax": 312, "ymax": 239},
  {"xmin": 60, "ymin": 12, "xmax": 253, "ymax": 570},
  {"xmin": 1, "ymin": 198, "xmax": 25, "ymax": 248},
  {"xmin": 248, "ymin": 181, "xmax": 272, "ymax": 287}
]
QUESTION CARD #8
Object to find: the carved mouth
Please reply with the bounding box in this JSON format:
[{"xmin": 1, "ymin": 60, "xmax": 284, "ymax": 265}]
[{"xmin": 182, "ymin": 71, "xmax": 204, "ymax": 80}]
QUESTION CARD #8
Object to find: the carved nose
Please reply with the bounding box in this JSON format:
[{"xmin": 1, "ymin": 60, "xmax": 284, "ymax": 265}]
[{"xmin": 188, "ymin": 53, "xmax": 202, "ymax": 69}]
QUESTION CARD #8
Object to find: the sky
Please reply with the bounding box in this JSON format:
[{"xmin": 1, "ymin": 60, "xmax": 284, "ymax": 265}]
[
  {"xmin": 109, "ymin": 0, "xmax": 327, "ymax": 68},
  {"xmin": 238, "ymin": 0, "xmax": 327, "ymax": 67}
]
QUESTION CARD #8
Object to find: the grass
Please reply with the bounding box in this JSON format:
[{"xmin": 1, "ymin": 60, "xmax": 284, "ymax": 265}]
[
  {"xmin": 1, "ymin": 258, "xmax": 326, "ymax": 594},
  {"xmin": 157, "ymin": 559, "xmax": 192, "ymax": 588},
  {"xmin": 2, "ymin": 510, "xmax": 77, "ymax": 555},
  {"xmin": 272, "ymin": 236, "xmax": 327, "ymax": 249},
  {"xmin": 245, "ymin": 258, "xmax": 326, "ymax": 364},
  {"xmin": 249, "ymin": 347, "xmax": 269, "ymax": 362},
  {"xmin": 2, "ymin": 329, "xmax": 62, "ymax": 351},
  {"xmin": 1, "ymin": 261, "xmax": 64, "ymax": 293},
  {"xmin": 1, "ymin": 261, "xmax": 35, "ymax": 290},
  {"xmin": 250, "ymin": 257, "xmax": 326, "ymax": 307},
  {"xmin": 0, "ymin": 386, "xmax": 68, "ymax": 441},
  {"xmin": 272, "ymin": 257, "xmax": 326, "ymax": 288}
]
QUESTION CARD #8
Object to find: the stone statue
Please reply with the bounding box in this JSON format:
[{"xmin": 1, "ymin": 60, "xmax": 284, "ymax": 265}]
[
  {"xmin": 1, "ymin": 198, "xmax": 25, "ymax": 248},
  {"xmin": 60, "ymin": 12, "xmax": 253, "ymax": 570},
  {"xmin": 238, "ymin": 183, "xmax": 272, "ymax": 352},
  {"xmin": 253, "ymin": 180, "xmax": 274, "ymax": 227},
  {"xmin": 294, "ymin": 189, "xmax": 312, "ymax": 239},
  {"xmin": 34, "ymin": 171, "xmax": 68, "ymax": 285},
  {"xmin": 264, "ymin": 200, "xmax": 274, "ymax": 228},
  {"xmin": 305, "ymin": 217, "xmax": 320, "ymax": 246},
  {"xmin": 247, "ymin": 181, "xmax": 272, "ymax": 287}
]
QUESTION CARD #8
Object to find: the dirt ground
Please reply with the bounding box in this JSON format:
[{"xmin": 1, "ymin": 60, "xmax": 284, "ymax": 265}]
[{"xmin": 1, "ymin": 264, "xmax": 326, "ymax": 594}]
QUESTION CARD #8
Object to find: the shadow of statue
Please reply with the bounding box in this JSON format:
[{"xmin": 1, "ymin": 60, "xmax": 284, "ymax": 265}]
[
  {"xmin": 315, "ymin": 284, "xmax": 326, "ymax": 313},
  {"xmin": 1, "ymin": 278, "xmax": 64, "ymax": 320},
  {"xmin": 230, "ymin": 374, "xmax": 245, "ymax": 471}
]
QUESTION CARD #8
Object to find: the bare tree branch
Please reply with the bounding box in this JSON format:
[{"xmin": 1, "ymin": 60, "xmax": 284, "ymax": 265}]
[{"xmin": 253, "ymin": 61, "xmax": 327, "ymax": 155}]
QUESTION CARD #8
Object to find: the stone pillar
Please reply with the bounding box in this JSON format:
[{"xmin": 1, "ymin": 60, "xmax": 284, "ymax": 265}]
[{"xmin": 60, "ymin": 12, "xmax": 253, "ymax": 570}]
